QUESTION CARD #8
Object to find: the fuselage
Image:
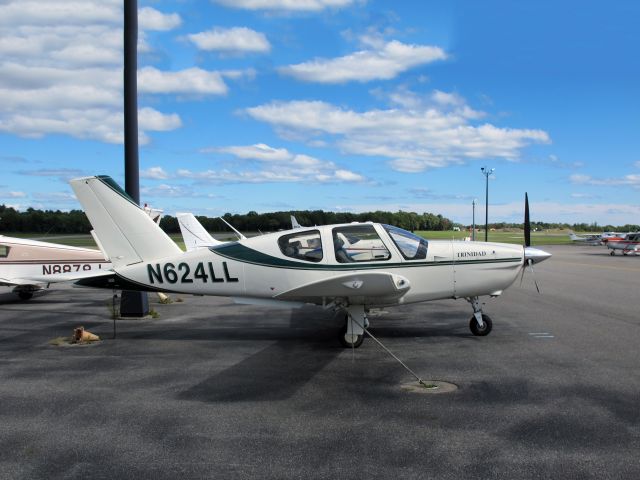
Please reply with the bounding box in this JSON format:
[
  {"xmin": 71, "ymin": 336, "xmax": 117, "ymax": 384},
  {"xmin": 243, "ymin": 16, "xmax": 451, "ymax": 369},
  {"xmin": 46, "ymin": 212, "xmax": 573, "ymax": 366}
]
[
  {"xmin": 0, "ymin": 235, "xmax": 110, "ymax": 286},
  {"xmin": 114, "ymin": 223, "xmax": 525, "ymax": 307}
]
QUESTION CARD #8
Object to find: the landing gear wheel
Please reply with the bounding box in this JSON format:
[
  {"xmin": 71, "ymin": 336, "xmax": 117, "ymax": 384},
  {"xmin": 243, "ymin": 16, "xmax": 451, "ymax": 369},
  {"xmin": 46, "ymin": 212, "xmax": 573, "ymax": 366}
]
[
  {"xmin": 17, "ymin": 291, "xmax": 33, "ymax": 301},
  {"xmin": 469, "ymin": 314, "xmax": 492, "ymax": 336},
  {"xmin": 340, "ymin": 317, "xmax": 364, "ymax": 348}
]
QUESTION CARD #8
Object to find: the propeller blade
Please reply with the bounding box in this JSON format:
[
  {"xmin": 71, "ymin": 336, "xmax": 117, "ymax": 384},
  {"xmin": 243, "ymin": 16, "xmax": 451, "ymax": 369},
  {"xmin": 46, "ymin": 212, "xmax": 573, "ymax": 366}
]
[{"xmin": 524, "ymin": 192, "xmax": 531, "ymax": 247}]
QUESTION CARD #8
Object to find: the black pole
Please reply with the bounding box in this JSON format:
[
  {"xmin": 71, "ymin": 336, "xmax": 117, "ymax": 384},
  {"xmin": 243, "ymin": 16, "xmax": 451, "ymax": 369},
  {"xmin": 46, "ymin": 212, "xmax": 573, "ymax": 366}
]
[
  {"xmin": 124, "ymin": 0, "xmax": 139, "ymax": 203},
  {"xmin": 121, "ymin": 0, "xmax": 149, "ymax": 317}
]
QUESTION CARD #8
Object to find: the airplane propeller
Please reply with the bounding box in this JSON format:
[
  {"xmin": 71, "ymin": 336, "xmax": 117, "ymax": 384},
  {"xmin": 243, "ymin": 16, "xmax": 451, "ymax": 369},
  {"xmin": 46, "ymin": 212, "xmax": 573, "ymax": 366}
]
[{"xmin": 521, "ymin": 193, "xmax": 552, "ymax": 292}]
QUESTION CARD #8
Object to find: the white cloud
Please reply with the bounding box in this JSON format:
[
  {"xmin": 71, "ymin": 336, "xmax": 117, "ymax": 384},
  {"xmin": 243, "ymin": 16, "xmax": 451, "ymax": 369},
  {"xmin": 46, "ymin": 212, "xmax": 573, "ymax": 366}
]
[
  {"xmin": 141, "ymin": 167, "xmax": 170, "ymax": 180},
  {"xmin": 0, "ymin": 191, "xmax": 27, "ymax": 198},
  {"xmin": 188, "ymin": 27, "xmax": 270, "ymax": 53},
  {"xmin": 279, "ymin": 40, "xmax": 446, "ymax": 83},
  {"xmin": 245, "ymin": 93, "xmax": 550, "ymax": 172},
  {"xmin": 212, "ymin": 143, "xmax": 291, "ymax": 161},
  {"xmin": 213, "ymin": 0, "xmax": 358, "ymax": 12},
  {"xmin": 138, "ymin": 7, "xmax": 181, "ymax": 31},
  {"xmin": 0, "ymin": 1, "xmax": 122, "ymax": 26},
  {"xmin": 139, "ymin": 67, "xmax": 228, "ymax": 95},
  {"xmin": 0, "ymin": 1, "xmax": 221, "ymax": 143},
  {"xmin": 182, "ymin": 143, "xmax": 365, "ymax": 184},
  {"xmin": 570, "ymin": 173, "xmax": 640, "ymax": 188}
]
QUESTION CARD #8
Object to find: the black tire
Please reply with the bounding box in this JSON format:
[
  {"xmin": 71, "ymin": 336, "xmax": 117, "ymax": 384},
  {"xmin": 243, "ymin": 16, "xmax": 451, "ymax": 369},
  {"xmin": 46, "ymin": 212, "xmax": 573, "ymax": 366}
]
[
  {"xmin": 339, "ymin": 317, "xmax": 364, "ymax": 348},
  {"xmin": 17, "ymin": 291, "xmax": 33, "ymax": 301},
  {"xmin": 610, "ymin": 250, "xmax": 615, "ymax": 256},
  {"xmin": 469, "ymin": 314, "xmax": 493, "ymax": 336}
]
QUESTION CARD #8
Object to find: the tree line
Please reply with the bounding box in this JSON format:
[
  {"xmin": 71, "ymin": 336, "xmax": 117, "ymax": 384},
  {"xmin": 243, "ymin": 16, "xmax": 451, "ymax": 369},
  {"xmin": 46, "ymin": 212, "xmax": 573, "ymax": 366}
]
[
  {"xmin": 159, "ymin": 210, "xmax": 454, "ymax": 234},
  {"xmin": 1, "ymin": 204, "xmax": 637, "ymax": 234}
]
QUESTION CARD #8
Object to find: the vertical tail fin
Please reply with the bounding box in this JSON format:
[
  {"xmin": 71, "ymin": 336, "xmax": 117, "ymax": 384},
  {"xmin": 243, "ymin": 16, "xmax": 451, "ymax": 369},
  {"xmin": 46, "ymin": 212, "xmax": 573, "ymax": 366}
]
[
  {"xmin": 70, "ymin": 176, "xmax": 181, "ymax": 268},
  {"xmin": 176, "ymin": 212, "xmax": 221, "ymax": 251}
]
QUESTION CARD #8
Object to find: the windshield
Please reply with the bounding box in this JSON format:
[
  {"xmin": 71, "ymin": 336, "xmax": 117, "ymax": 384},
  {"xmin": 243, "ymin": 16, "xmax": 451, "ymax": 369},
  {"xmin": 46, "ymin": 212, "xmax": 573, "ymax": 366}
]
[{"xmin": 383, "ymin": 225, "xmax": 428, "ymax": 260}]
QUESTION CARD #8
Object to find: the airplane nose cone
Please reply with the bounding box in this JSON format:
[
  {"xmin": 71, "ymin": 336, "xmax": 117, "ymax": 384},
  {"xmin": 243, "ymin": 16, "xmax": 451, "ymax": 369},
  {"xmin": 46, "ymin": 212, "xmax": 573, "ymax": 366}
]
[{"xmin": 524, "ymin": 247, "xmax": 552, "ymax": 264}]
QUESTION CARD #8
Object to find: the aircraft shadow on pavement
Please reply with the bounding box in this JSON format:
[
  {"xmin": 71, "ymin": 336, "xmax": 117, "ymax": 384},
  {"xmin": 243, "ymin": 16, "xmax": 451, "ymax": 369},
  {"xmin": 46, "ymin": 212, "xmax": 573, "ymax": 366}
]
[
  {"xmin": 177, "ymin": 307, "xmax": 345, "ymax": 403},
  {"xmin": 177, "ymin": 305, "xmax": 471, "ymax": 403}
]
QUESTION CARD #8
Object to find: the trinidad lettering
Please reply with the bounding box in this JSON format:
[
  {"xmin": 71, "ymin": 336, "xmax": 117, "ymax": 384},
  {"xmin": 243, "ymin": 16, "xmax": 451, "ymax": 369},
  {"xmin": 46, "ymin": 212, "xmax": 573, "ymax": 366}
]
[
  {"xmin": 456, "ymin": 251, "xmax": 488, "ymax": 258},
  {"xmin": 147, "ymin": 261, "xmax": 239, "ymax": 284}
]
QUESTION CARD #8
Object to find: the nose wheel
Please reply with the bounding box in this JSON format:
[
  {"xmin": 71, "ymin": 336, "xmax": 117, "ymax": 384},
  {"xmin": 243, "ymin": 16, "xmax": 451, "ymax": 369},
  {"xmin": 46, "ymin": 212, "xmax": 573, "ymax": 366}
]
[
  {"xmin": 467, "ymin": 296, "xmax": 493, "ymax": 336},
  {"xmin": 469, "ymin": 313, "xmax": 493, "ymax": 336}
]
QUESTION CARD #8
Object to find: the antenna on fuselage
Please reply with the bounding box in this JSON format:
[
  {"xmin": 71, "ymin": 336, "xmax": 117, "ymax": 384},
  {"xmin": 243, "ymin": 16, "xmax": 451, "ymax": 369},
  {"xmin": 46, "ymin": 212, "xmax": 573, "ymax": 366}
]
[{"xmin": 218, "ymin": 217, "xmax": 247, "ymax": 240}]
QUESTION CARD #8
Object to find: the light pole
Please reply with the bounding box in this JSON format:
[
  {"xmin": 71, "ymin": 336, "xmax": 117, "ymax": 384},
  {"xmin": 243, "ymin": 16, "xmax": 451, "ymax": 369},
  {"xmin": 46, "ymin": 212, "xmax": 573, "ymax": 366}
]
[
  {"xmin": 481, "ymin": 167, "xmax": 494, "ymax": 242},
  {"xmin": 472, "ymin": 199, "xmax": 477, "ymax": 241}
]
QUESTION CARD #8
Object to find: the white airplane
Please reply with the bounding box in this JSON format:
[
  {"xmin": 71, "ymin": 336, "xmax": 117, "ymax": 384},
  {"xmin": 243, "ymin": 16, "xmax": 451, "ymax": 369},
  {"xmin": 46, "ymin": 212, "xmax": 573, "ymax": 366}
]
[
  {"xmin": 568, "ymin": 232, "xmax": 602, "ymax": 245},
  {"xmin": 606, "ymin": 232, "xmax": 640, "ymax": 256},
  {"xmin": 0, "ymin": 235, "xmax": 112, "ymax": 300},
  {"xmin": 71, "ymin": 176, "xmax": 551, "ymax": 348}
]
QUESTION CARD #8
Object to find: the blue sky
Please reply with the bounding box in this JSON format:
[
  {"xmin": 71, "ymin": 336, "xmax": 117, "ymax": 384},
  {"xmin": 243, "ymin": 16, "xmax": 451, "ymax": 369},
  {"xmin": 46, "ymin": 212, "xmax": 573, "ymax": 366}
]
[{"xmin": 1, "ymin": 0, "xmax": 639, "ymax": 225}]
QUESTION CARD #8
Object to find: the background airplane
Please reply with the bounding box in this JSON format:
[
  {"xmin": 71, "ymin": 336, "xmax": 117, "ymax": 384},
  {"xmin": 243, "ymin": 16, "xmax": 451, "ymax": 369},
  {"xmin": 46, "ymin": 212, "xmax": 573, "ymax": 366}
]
[
  {"xmin": 568, "ymin": 232, "xmax": 602, "ymax": 245},
  {"xmin": 606, "ymin": 232, "xmax": 640, "ymax": 255},
  {"xmin": 71, "ymin": 175, "xmax": 551, "ymax": 348},
  {"xmin": 0, "ymin": 235, "xmax": 111, "ymax": 300}
]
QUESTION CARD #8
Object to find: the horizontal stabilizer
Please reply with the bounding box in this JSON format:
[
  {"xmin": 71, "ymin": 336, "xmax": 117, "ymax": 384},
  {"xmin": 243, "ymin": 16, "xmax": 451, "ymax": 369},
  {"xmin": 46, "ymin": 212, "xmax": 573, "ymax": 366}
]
[
  {"xmin": 70, "ymin": 176, "xmax": 181, "ymax": 268},
  {"xmin": 177, "ymin": 213, "xmax": 221, "ymax": 251}
]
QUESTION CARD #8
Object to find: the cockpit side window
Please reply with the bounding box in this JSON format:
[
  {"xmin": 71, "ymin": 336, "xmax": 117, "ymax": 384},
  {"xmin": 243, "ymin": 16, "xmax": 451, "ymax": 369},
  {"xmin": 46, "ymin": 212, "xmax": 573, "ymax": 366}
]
[
  {"xmin": 383, "ymin": 225, "xmax": 428, "ymax": 260},
  {"xmin": 332, "ymin": 225, "xmax": 391, "ymax": 263},
  {"xmin": 278, "ymin": 230, "xmax": 323, "ymax": 263},
  {"xmin": 0, "ymin": 245, "xmax": 9, "ymax": 258}
]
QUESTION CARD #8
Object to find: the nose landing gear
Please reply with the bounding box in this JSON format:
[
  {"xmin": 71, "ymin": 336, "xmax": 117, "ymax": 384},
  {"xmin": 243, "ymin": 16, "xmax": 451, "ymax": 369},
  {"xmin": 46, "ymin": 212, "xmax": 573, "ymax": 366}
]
[{"xmin": 467, "ymin": 296, "xmax": 493, "ymax": 336}]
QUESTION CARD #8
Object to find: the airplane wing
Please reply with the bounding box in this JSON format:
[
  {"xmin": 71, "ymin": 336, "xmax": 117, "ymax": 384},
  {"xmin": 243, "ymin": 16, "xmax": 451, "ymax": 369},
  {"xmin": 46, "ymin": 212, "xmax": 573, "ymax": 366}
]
[{"xmin": 274, "ymin": 271, "xmax": 410, "ymax": 303}]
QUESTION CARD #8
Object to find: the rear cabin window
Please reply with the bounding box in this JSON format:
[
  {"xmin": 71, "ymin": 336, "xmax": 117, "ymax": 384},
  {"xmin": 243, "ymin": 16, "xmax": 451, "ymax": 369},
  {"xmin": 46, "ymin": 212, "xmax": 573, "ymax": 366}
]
[
  {"xmin": 332, "ymin": 225, "xmax": 391, "ymax": 263},
  {"xmin": 278, "ymin": 230, "xmax": 323, "ymax": 263},
  {"xmin": 383, "ymin": 225, "xmax": 428, "ymax": 260},
  {"xmin": 0, "ymin": 245, "xmax": 9, "ymax": 258}
]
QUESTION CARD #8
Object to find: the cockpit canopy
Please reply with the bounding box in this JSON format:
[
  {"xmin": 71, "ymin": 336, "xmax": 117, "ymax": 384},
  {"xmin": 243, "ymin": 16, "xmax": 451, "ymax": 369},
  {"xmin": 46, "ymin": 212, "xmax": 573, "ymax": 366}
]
[{"xmin": 277, "ymin": 223, "xmax": 428, "ymax": 264}]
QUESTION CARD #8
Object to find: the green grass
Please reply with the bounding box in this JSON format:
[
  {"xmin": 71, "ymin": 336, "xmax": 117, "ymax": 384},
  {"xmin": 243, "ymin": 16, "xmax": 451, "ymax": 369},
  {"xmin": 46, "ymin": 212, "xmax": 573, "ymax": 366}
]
[{"xmin": 416, "ymin": 230, "xmax": 574, "ymax": 245}]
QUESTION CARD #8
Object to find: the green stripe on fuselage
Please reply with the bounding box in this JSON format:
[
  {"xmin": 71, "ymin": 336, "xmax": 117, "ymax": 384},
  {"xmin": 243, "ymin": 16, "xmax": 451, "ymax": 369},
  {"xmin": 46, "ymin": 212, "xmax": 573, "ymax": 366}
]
[{"xmin": 210, "ymin": 243, "xmax": 522, "ymax": 271}]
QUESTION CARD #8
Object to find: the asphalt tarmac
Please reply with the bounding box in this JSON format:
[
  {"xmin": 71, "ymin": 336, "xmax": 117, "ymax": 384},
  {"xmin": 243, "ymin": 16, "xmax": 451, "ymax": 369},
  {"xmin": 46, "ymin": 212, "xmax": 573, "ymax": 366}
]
[{"xmin": 0, "ymin": 245, "xmax": 638, "ymax": 479}]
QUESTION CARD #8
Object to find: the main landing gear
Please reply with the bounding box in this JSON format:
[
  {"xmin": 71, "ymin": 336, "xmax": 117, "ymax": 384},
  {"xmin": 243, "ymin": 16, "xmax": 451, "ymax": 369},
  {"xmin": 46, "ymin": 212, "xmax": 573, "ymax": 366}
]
[
  {"xmin": 467, "ymin": 296, "xmax": 493, "ymax": 336},
  {"xmin": 339, "ymin": 304, "xmax": 369, "ymax": 348}
]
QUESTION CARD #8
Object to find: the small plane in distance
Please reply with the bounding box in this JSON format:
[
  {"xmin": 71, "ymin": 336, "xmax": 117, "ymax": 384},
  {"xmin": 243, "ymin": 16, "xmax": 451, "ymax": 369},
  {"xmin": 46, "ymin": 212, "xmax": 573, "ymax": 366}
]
[
  {"xmin": 606, "ymin": 232, "xmax": 640, "ymax": 256},
  {"xmin": 568, "ymin": 232, "xmax": 603, "ymax": 245},
  {"xmin": 71, "ymin": 175, "xmax": 551, "ymax": 348}
]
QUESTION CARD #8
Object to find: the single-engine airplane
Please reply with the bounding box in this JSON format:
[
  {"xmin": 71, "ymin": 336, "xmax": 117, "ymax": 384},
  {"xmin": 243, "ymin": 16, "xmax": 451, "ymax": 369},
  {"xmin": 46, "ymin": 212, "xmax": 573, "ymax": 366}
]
[
  {"xmin": 606, "ymin": 232, "xmax": 640, "ymax": 256},
  {"xmin": 0, "ymin": 235, "xmax": 111, "ymax": 300},
  {"xmin": 71, "ymin": 175, "xmax": 551, "ymax": 348},
  {"xmin": 568, "ymin": 232, "xmax": 602, "ymax": 245}
]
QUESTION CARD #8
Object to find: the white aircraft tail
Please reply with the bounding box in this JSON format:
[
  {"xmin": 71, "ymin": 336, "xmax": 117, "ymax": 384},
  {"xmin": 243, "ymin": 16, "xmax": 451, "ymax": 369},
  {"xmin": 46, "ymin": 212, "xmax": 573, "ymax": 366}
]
[
  {"xmin": 70, "ymin": 176, "xmax": 182, "ymax": 268},
  {"xmin": 291, "ymin": 215, "xmax": 302, "ymax": 229},
  {"xmin": 177, "ymin": 212, "xmax": 221, "ymax": 251}
]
